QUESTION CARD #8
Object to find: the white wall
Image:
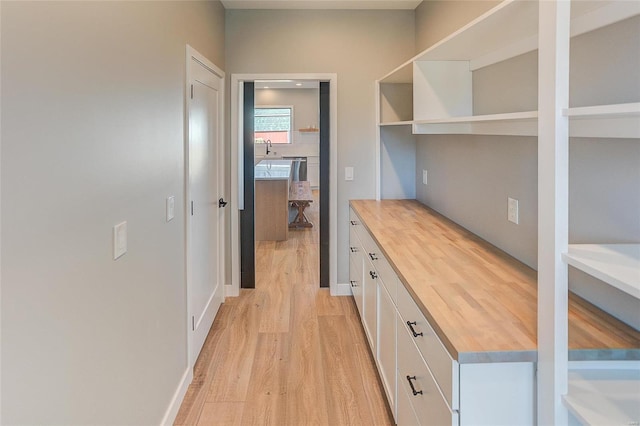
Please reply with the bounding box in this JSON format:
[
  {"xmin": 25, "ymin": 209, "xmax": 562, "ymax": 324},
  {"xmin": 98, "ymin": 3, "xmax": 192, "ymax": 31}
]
[
  {"xmin": 1, "ymin": 1, "xmax": 225, "ymax": 423},
  {"xmin": 226, "ymin": 9, "xmax": 415, "ymax": 285}
]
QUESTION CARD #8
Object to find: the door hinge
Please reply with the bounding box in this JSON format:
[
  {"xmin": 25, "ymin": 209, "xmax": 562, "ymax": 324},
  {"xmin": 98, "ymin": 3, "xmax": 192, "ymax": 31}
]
[
  {"xmin": 192, "ymin": 316, "xmax": 195, "ymax": 331},
  {"xmin": 190, "ymin": 84, "xmax": 194, "ymax": 99},
  {"xmin": 191, "ymin": 200, "xmax": 194, "ymax": 216}
]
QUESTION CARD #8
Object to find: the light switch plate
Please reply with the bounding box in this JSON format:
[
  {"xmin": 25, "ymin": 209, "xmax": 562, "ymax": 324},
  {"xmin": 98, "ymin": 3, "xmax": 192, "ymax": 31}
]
[
  {"xmin": 508, "ymin": 197, "xmax": 519, "ymax": 224},
  {"xmin": 166, "ymin": 196, "xmax": 175, "ymax": 222},
  {"xmin": 113, "ymin": 221, "xmax": 127, "ymax": 260},
  {"xmin": 345, "ymin": 166, "xmax": 354, "ymax": 181},
  {"xmin": 422, "ymin": 170, "xmax": 428, "ymax": 185}
]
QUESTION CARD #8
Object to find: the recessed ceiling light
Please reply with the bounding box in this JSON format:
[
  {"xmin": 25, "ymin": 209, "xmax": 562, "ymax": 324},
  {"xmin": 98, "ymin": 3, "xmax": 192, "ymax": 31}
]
[
  {"xmin": 263, "ymin": 86, "xmax": 269, "ymax": 89},
  {"xmin": 295, "ymin": 83, "xmax": 303, "ymax": 86}
]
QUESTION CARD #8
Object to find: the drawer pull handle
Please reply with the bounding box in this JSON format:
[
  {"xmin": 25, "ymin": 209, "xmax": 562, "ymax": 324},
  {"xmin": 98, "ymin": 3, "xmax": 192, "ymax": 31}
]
[
  {"xmin": 407, "ymin": 321, "xmax": 423, "ymax": 338},
  {"xmin": 406, "ymin": 375, "xmax": 423, "ymax": 396},
  {"xmin": 369, "ymin": 271, "xmax": 378, "ymax": 279},
  {"xmin": 350, "ymin": 247, "xmax": 358, "ymax": 253},
  {"xmin": 350, "ymin": 220, "xmax": 357, "ymax": 226},
  {"xmin": 368, "ymin": 252, "xmax": 378, "ymax": 261},
  {"xmin": 350, "ymin": 280, "xmax": 358, "ymax": 287}
]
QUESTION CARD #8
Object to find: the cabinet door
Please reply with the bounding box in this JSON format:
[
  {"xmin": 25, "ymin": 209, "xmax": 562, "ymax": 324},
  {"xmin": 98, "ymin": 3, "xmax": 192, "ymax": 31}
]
[
  {"xmin": 397, "ymin": 368, "xmax": 422, "ymax": 426},
  {"xmin": 349, "ymin": 247, "xmax": 364, "ymax": 316},
  {"xmin": 377, "ymin": 282, "xmax": 397, "ymax": 420},
  {"xmin": 397, "ymin": 316, "xmax": 458, "ymax": 426},
  {"xmin": 363, "ymin": 257, "xmax": 377, "ymax": 351},
  {"xmin": 307, "ymin": 156, "xmax": 319, "ymax": 188}
]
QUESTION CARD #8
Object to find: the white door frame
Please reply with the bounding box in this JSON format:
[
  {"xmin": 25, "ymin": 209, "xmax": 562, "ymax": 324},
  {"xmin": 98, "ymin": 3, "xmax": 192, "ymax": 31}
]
[
  {"xmin": 228, "ymin": 73, "xmax": 339, "ymax": 296},
  {"xmin": 184, "ymin": 45, "xmax": 225, "ymax": 367}
]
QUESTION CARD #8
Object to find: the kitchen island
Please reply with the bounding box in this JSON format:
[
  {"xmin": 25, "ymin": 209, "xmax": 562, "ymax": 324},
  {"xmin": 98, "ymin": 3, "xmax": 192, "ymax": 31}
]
[{"xmin": 255, "ymin": 159, "xmax": 292, "ymax": 241}]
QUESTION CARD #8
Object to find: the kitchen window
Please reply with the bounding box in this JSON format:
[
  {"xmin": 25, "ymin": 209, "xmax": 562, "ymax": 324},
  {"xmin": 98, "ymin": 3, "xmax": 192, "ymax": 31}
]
[{"xmin": 255, "ymin": 106, "xmax": 293, "ymax": 144}]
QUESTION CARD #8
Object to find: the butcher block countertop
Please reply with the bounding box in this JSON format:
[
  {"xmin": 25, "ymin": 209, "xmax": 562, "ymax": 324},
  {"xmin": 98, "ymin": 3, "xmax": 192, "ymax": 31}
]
[{"xmin": 350, "ymin": 199, "xmax": 640, "ymax": 363}]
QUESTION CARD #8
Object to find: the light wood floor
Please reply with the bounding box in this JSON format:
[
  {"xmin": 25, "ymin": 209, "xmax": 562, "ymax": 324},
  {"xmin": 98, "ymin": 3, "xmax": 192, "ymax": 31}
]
[{"xmin": 175, "ymin": 190, "xmax": 394, "ymax": 425}]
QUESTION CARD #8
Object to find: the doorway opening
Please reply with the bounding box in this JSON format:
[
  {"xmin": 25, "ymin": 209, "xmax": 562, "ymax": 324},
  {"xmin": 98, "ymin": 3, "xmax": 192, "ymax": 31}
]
[
  {"xmin": 253, "ymin": 80, "xmax": 321, "ymax": 291},
  {"xmin": 229, "ymin": 74, "xmax": 339, "ymax": 297}
]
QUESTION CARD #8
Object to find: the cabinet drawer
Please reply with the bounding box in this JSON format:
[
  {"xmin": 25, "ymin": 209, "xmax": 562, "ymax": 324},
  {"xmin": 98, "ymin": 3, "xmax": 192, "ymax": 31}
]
[
  {"xmin": 349, "ymin": 209, "xmax": 361, "ymax": 246},
  {"xmin": 397, "ymin": 316, "xmax": 459, "ymax": 426},
  {"xmin": 356, "ymin": 225, "xmax": 397, "ymax": 303},
  {"xmin": 373, "ymin": 254, "xmax": 397, "ymax": 305},
  {"xmin": 398, "ymin": 283, "xmax": 459, "ymax": 410}
]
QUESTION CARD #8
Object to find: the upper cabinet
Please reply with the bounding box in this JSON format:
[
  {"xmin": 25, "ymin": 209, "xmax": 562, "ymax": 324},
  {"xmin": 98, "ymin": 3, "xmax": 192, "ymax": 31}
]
[{"xmin": 376, "ymin": 0, "xmax": 640, "ymax": 137}]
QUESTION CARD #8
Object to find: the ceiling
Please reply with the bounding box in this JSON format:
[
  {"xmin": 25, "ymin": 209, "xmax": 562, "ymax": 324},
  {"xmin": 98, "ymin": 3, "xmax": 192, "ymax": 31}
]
[{"xmin": 221, "ymin": 0, "xmax": 422, "ymax": 10}]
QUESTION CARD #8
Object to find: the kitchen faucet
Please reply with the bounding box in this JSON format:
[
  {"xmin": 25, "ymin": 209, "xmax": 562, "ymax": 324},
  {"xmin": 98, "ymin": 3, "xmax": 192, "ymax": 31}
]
[{"xmin": 265, "ymin": 139, "xmax": 272, "ymax": 155}]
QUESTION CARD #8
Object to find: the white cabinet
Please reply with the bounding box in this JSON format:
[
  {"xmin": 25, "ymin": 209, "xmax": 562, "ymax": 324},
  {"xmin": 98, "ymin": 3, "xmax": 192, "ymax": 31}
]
[
  {"xmin": 307, "ymin": 156, "xmax": 319, "ymax": 188},
  {"xmin": 349, "ymin": 205, "xmax": 536, "ymax": 426}
]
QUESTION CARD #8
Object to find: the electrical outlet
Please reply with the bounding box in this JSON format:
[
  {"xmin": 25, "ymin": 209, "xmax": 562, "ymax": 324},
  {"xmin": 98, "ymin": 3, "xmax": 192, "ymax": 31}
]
[
  {"xmin": 422, "ymin": 170, "xmax": 428, "ymax": 185},
  {"xmin": 508, "ymin": 197, "xmax": 519, "ymax": 224}
]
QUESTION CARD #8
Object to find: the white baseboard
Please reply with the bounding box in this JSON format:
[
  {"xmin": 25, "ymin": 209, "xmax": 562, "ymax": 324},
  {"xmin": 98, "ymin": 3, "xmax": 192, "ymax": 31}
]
[
  {"xmin": 332, "ymin": 282, "xmax": 353, "ymax": 296},
  {"xmin": 161, "ymin": 366, "xmax": 193, "ymax": 426},
  {"xmin": 225, "ymin": 282, "xmax": 239, "ymax": 298}
]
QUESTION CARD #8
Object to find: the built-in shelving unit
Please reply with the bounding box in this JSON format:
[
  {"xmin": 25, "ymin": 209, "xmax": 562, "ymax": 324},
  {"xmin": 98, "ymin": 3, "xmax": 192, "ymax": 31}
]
[
  {"xmin": 563, "ymin": 244, "xmax": 640, "ymax": 300},
  {"xmin": 374, "ymin": 0, "xmax": 640, "ymax": 422},
  {"xmin": 375, "ymin": 0, "xmax": 640, "ymax": 137}
]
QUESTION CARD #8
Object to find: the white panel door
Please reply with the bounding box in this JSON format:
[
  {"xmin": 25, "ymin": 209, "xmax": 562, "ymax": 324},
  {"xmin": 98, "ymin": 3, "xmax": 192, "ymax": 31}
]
[{"xmin": 188, "ymin": 55, "xmax": 223, "ymax": 368}]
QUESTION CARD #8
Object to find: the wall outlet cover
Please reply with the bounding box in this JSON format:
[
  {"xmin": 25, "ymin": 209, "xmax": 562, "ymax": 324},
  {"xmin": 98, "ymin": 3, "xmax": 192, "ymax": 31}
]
[
  {"xmin": 508, "ymin": 197, "xmax": 519, "ymax": 225},
  {"xmin": 113, "ymin": 221, "xmax": 127, "ymax": 260},
  {"xmin": 345, "ymin": 166, "xmax": 354, "ymax": 181},
  {"xmin": 166, "ymin": 196, "xmax": 175, "ymax": 222}
]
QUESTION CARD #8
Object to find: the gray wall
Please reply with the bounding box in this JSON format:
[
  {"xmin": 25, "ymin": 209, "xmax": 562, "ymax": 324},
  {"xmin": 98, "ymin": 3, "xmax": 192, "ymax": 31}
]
[
  {"xmin": 225, "ymin": 9, "xmax": 416, "ymax": 285},
  {"xmin": 414, "ymin": 0, "xmax": 499, "ymax": 53},
  {"xmin": 1, "ymin": 1, "xmax": 225, "ymax": 424}
]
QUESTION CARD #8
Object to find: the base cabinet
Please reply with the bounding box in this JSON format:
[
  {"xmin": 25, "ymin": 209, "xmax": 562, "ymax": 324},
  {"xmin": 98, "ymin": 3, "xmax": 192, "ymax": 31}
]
[{"xmin": 349, "ymin": 206, "xmax": 535, "ymax": 426}]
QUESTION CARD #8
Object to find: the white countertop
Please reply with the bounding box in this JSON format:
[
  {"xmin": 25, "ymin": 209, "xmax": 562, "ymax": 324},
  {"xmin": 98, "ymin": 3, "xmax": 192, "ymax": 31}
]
[{"xmin": 255, "ymin": 159, "xmax": 292, "ymax": 181}]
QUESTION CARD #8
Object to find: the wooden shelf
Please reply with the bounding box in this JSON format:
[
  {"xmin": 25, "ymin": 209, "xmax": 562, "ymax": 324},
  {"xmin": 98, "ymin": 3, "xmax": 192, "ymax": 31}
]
[
  {"xmin": 298, "ymin": 128, "xmax": 319, "ymax": 133},
  {"xmin": 563, "ymin": 244, "xmax": 640, "ymax": 299},
  {"xmin": 413, "ymin": 111, "xmax": 538, "ymax": 136},
  {"xmin": 563, "ymin": 367, "xmax": 640, "ymax": 425}
]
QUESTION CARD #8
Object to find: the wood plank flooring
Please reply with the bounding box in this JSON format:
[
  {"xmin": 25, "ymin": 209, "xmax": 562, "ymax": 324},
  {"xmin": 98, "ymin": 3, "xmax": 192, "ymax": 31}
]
[{"xmin": 175, "ymin": 191, "xmax": 394, "ymax": 425}]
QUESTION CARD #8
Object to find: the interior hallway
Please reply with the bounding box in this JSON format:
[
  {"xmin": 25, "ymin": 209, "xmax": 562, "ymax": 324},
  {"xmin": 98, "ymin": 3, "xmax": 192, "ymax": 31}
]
[{"xmin": 175, "ymin": 191, "xmax": 394, "ymax": 425}]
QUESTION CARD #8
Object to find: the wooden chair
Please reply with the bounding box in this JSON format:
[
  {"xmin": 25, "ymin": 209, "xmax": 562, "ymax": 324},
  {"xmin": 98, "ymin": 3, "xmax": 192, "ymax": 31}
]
[{"xmin": 289, "ymin": 181, "xmax": 313, "ymax": 228}]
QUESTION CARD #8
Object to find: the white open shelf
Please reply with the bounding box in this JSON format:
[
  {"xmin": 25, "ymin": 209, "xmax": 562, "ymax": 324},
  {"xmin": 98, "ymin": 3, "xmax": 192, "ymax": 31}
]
[
  {"xmin": 412, "ymin": 111, "xmax": 538, "ymax": 136},
  {"xmin": 412, "ymin": 0, "xmax": 640, "ymax": 70},
  {"xmin": 563, "ymin": 244, "xmax": 640, "ymax": 299},
  {"xmin": 565, "ymin": 103, "xmax": 640, "ymax": 138},
  {"xmin": 379, "ymin": 121, "xmax": 413, "ymax": 127},
  {"xmin": 563, "ymin": 367, "xmax": 640, "ymax": 426}
]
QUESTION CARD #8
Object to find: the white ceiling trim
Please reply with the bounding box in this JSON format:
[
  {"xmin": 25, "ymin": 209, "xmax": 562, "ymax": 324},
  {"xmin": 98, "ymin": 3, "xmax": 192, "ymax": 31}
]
[{"xmin": 221, "ymin": 0, "xmax": 422, "ymax": 10}]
